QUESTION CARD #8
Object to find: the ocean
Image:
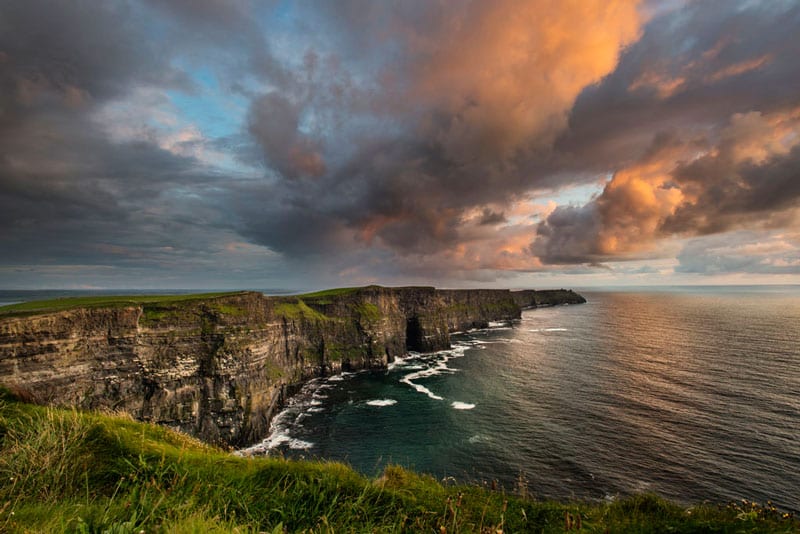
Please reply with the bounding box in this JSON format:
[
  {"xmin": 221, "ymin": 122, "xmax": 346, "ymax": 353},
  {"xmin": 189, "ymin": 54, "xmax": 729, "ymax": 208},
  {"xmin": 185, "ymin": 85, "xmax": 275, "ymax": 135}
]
[{"xmin": 247, "ymin": 287, "xmax": 800, "ymax": 512}]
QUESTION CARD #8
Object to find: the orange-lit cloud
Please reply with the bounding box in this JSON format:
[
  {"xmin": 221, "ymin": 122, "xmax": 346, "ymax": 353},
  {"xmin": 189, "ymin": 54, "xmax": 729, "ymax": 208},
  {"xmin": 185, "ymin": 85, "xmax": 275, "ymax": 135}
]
[
  {"xmin": 535, "ymin": 106, "xmax": 800, "ymax": 264},
  {"xmin": 3, "ymin": 0, "xmax": 800, "ymax": 288},
  {"xmin": 403, "ymin": 0, "xmax": 642, "ymax": 163},
  {"xmin": 595, "ymin": 159, "xmax": 685, "ymax": 255},
  {"xmin": 628, "ymin": 71, "xmax": 686, "ymax": 98},
  {"xmin": 627, "ymin": 40, "xmax": 773, "ymax": 100},
  {"xmin": 704, "ymin": 54, "xmax": 772, "ymax": 84}
]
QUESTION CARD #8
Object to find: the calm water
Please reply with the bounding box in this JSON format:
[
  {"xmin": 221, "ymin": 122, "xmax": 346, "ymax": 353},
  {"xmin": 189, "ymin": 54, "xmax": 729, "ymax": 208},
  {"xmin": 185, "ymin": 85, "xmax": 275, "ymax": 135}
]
[{"xmin": 250, "ymin": 287, "xmax": 800, "ymax": 511}]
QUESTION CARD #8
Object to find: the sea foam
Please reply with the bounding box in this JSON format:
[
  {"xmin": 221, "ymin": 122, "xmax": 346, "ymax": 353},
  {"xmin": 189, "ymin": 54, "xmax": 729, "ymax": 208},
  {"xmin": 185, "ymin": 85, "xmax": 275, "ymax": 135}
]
[
  {"xmin": 366, "ymin": 399, "xmax": 398, "ymax": 407},
  {"xmin": 400, "ymin": 378, "xmax": 444, "ymax": 400},
  {"xmin": 399, "ymin": 350, "xmax": 463, "ymax": 401}
]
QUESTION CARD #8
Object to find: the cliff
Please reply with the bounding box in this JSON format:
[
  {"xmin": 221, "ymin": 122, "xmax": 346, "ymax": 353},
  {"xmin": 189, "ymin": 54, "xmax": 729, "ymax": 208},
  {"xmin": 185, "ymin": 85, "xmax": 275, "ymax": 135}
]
[
  {"xmin": 511, "ymin": 288, "xmax": 587, "ymax": 308},
  {"xmin": 0, "ymin": 286, "xmax": 584, "ymax": 447}
]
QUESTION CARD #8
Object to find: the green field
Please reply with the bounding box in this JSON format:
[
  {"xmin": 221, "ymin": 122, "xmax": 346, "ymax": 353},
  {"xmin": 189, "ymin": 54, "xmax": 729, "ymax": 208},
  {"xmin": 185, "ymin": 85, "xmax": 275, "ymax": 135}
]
[
  {"xmin": 0, "ymin": 389, "xmax": 795, "ymax": 533},
  {"xmin": 297, "ymin": 287, "xmax": 367, "ymax": 299},
  {"xmin": 0, "ymin": 292, "xmax": 247, "ymax": 317}
]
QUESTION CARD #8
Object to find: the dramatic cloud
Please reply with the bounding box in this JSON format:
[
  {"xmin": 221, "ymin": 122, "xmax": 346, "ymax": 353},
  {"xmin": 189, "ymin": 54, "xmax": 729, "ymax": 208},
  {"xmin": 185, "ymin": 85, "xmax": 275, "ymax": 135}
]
[
  {"xmin": 0, "ymin": 0, "xmax": 271, "ymax": 288},
  {"xmin": 533, "ymin": 1, "xmax": 800, "ymax": 272},
  {"xmin": 1, "ymin": 0, "xmax": 798, "ymax": 288},
  {"xmin": 235, "ymin": 0, "xmax": 642, "ymax": 269},
  {"xmin": 534, "ymin": 108, "xmax": 800, "ymax": 264}
]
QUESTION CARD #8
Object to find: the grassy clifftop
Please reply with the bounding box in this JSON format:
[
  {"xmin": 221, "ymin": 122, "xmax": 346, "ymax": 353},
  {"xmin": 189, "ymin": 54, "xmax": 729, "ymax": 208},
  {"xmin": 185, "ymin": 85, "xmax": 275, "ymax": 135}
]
[
  {"xmin": 0, "ymin": 390, "xmax": 795, "ymax": 533},
  {"xmin": 0, "ymin": 292, "xmax": 248, "ymax": 318}
]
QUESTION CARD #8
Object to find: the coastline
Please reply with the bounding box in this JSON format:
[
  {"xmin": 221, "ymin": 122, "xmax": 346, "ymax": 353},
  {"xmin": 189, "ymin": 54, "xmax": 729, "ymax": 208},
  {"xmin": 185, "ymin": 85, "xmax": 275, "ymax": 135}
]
[{"xmin": 0, "ymin": 286, "xmax": 585, "ymax": 448}]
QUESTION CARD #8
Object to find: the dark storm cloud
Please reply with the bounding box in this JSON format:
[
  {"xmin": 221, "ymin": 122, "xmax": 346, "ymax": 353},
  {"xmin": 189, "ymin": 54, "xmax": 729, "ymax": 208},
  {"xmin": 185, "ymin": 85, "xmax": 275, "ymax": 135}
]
[
  {"xmin": 0, "ymin": 1, "xmax": 188, "ymax": 122},
  {"xmin": 235, "ymin": 0, "xmax": 642, "ymax": 270},
  {"xmin": 531, "ymin": 204, "xmax": 603, "ymax": 265},
  {"xmin": 0, "ymin": 0, "xmax": 252, "ymax": 277},
  {"xmin": 248, "ymin": 92, "xmax": 326, "ymax": 178},
  {"xmin": 478, "ymin": 209, "xmax": 507, "ymax": 226},
  {"xmin": 664, "ymin": 143, "xmax": 800, "ymax": 235},
  {"xmin": 141, "ymin": 0, "xmax": 291, "ymax": 88},
  {"xmin": 555, "ymin": 0, "xmax": 800, "ymax": 172},
  {"xmin": 0, "ymin": 107, "xmax": 226, "ymax": 265},
  {"xmin": 534, "ymin": 115, "xmax": 800, "ymax": 264},
  {"xmin": 2, "ymin": 0, "xmax": 799, "ymax": 287},
  {"xmin": 533, "ymin": 0, "xmax": 800, "ymax": 265}
]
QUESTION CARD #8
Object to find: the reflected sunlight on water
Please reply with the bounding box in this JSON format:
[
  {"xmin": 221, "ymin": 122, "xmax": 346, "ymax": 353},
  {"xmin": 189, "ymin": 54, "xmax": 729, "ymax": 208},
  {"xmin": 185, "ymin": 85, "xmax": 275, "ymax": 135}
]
[{"xmin": 257, "ymin": 288, "xmax": 800, "ymax": 511}]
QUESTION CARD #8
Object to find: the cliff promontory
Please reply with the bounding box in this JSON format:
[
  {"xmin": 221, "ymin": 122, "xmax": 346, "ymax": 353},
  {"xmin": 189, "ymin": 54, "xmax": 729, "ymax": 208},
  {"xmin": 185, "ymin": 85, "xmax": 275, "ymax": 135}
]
[{"xmin": 0, "ymin": 286, "xmax": 584, "ymax": 446}]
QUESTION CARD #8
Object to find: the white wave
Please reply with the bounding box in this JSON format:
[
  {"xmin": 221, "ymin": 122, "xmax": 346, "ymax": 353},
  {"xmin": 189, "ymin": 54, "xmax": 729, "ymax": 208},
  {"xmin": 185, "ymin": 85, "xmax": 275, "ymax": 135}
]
[
  {"xmin": 389, "ymin": 352, "xmax": 431, "ymax": 370},
  {"xmin": 397, "ymin": 342, "xmax": 474, "ymax": 401},
  {"xmin": 366, "ymin": 399, "xmax": 398, "ymax": 407},
  {"xmin": 528, "ymin": 327, "xmax": 568, "ymax": 332},
  {"xmin": 401, "ymin": 378, "xmax": 444, "ymax": 400},
  {"xmin": 240, "ymin": 429, "xmax": 311, "ymax": 455},
  {"xmin": 307, "ymin": 407, "xmax": 325, "ymax": 413},
  {"xmin": 327, "ymin": 375, "xmax": 344, "ymax": 381},
  {"xmin": 288, "ymin": 438, "xmax": 314, "ymax": 450},
  {"xmin": 403, "ymin": 361, "xmax": 453, "ymax": 381},
  {"xmin": 451, "ymin": 401, "xmax": 475, "ymax": 410},
  {"xmin": 468, "ymin": 434, "xmax": 491, "ymax": 444},
  {"xmin": 237, "ymin": 376, "xmax": 326, "ymax": 456},
  {"xmin": 388, "ymin": 354, "xmax": 411, "ymax": 370}
]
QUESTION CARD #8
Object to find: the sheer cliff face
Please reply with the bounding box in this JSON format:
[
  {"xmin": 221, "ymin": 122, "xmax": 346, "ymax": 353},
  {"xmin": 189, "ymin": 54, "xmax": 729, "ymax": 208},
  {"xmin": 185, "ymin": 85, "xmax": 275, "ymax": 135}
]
[{"xmin": 0, "ymin": 287, "xmax": 583, "ymax": 446}]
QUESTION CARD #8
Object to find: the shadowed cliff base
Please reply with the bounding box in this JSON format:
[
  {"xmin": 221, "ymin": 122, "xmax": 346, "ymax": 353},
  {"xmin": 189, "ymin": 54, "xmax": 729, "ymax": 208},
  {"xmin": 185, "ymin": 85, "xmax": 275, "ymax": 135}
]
[{"xmin": 0, "ymin": 286, "xmax": 585, "ymax": 447}]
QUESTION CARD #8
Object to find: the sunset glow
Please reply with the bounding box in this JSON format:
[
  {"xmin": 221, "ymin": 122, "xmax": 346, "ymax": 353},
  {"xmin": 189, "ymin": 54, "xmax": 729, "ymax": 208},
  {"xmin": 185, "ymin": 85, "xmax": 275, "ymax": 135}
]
[{"xmin": 1, "ymin": 0, "xmax": 798, "ymax": 289}]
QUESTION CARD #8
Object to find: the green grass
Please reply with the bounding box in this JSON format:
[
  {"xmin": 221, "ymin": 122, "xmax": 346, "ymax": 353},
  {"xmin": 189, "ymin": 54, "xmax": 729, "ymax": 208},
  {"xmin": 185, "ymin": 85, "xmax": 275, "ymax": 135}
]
[
  {"xmin": 0, "ymin": 390, "xmax": 796, "ymax": 533},
  {"xmin": 274, "ymin": 299, "xmax": 330, "ymax": 322},
  {"xmin": 353, "ymin": 302, "xmax": 381, "ymax": 323},
  {"xmin": 297, "ymin": 287, "xmax": 370, "ymax": 299},
  {"xmin": 213, "ymin": 304, "xmax": 248, "ymax": 317},
  {"xmin": 0, "ymin": 292, "xmax": 247, "ymax": 317}
]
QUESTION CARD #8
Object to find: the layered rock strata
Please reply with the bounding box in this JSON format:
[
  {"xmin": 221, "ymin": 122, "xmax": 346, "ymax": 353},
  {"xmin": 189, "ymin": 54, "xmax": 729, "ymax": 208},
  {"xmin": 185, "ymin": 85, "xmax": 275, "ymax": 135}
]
[{"xmin": 0, "ymin": 286, "xmax": 585, "ymax": 446}]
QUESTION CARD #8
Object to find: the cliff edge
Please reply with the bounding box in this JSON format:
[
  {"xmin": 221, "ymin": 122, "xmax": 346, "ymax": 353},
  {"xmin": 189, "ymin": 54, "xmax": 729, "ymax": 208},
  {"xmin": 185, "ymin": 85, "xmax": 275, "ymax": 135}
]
[{"xmin": 0, "ymin": 286, "xmax": 584, "ymax": 447}]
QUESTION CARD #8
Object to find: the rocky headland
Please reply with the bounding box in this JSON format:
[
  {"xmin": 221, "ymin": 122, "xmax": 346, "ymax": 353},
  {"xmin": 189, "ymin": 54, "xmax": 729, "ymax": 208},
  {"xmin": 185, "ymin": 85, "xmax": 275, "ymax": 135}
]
[{"xmin": 0, "ymin": 286, "xmax": 585, "ymax": 447}]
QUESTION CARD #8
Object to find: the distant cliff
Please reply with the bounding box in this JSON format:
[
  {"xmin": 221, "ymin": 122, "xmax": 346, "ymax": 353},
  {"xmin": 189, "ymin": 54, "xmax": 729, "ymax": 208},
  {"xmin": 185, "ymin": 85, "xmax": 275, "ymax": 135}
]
[{"xmin": 0, "ymin": 286, "xmax": 585, "ymax": 447}]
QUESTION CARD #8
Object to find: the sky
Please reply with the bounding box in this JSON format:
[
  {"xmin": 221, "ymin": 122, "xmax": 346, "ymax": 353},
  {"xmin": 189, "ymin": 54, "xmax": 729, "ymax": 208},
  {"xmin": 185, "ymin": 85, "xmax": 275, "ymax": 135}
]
[{"xmin": 1, "ymin": 0, "xmax": 799, "ymax": 291}]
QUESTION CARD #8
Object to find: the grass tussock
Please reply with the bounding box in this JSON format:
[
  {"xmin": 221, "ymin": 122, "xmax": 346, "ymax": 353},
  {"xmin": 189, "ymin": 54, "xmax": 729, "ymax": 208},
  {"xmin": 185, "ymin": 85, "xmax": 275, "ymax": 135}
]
[{"xmin": 0, "ymin": 390, "xmax": 797, "ymax": 533}]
